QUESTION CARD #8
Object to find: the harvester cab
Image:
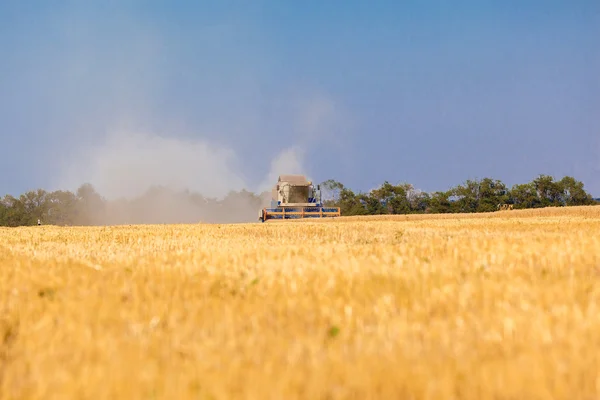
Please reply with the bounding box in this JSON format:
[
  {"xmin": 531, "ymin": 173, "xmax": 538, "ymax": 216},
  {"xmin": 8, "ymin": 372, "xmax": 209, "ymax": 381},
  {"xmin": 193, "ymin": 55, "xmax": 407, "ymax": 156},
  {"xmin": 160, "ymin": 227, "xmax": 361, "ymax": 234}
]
[{"xmin": 258, "ymin": 174, "xmax": 341, "ymax": 222}]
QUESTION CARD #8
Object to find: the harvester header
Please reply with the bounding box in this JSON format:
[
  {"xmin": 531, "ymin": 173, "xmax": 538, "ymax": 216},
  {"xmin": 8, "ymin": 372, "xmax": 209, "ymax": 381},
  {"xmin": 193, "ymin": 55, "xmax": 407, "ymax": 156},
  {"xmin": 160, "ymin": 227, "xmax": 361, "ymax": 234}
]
[{"xmin": 258, "ymin": 174, "xmax": 341, "ymax": 222}]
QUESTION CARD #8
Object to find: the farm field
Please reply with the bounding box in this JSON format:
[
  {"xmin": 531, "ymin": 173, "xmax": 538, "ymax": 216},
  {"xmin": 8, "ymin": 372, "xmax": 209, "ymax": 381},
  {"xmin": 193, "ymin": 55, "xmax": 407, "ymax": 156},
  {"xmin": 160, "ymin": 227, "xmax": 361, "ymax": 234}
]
[{"xmin": 2, "ymin": 206, "xmax": 600, "ymax": 399}]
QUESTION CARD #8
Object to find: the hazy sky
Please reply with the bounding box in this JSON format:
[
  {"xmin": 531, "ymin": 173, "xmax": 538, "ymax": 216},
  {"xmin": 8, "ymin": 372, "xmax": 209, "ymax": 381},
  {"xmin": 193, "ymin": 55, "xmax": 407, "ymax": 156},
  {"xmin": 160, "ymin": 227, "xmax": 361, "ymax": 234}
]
[{"xmin": 1, "ymin": 0, "xmax": 599, "ymax": 199}]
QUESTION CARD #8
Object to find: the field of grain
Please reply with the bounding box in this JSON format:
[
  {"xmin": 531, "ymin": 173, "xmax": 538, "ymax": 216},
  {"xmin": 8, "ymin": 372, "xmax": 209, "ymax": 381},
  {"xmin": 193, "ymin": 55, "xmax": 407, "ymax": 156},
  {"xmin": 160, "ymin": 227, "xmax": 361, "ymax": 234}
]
[{"xmin": 2, "ymin": 206, "xmax": 600, "ymax": 399}]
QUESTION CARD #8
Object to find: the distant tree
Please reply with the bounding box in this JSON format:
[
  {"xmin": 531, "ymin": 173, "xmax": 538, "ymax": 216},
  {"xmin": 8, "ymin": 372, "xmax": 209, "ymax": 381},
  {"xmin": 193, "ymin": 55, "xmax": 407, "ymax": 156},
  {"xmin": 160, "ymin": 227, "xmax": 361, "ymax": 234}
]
[
  {"xmin": 447, "ymin": 178, "xmax": 510, "ymax": 213},
  {"xmin": 0, "ymin": 201, "xmax": 6, "ymax": 225},
  {"xmin": 428, "ymin": 191, "xmax": 453, "ymax": 213},
  {"xmin": 337, "ymin": 188, "xmax": 367, "ymax": 215},
  {"xmin": 320, "ymin": 179, "xmax": 345, "ymax": 206},
  {"xmin": 477, "ymin": 178, "xmax": 509, "ymax": 212},
  {"xmin": 47, "ymin": 190, "xmax": 79, "ymax": 225},
  {"xmin": 532, "ymin": 175, "xmax": 564, "ymax": 207},
  {"xmin": 18, "ymin": 189, "xmax": 49, "ymax": 225},
  {"xmin": 370, "ymin": 182, "xmax": 411, "ymax": 214},
  {"xmin": 0, "ymin": 173, "xmax": 596, "ymax": 226},
  {"xmin": 509, "ymin": 182, "xmax": 541, "ymax": 209},
  {"xmin": 406, "ymin": 189, "xmax": 430, "ymax": 213},
  {"xmin": 359, "ymin": 192, "xmax": 384, "ymax": 215},
  {"xmin": 1, "ymin": 195, "xmax": 28, "ymax": 226},
  {"xmin": 452, "ymin": 179, "xmax": 481, "ymax": 213},
  {"xmin": 402, "ymin": 184, "xmax": 429, "ymax": 213},
  {"xmin": 75, "ymin": 183, "xmax": 106, "ymax": 225},
  {"xmin": 557, "ymin": 176, "xmax": 595, "ymax": 206}
]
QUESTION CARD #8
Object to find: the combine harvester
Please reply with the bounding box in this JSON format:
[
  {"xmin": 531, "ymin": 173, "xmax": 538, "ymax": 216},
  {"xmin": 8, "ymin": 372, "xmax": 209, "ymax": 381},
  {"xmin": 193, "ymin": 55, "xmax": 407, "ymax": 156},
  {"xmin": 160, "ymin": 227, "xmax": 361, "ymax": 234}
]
[{"xmin": 258, "ymin": 174, "xmax": 341, "ymax": 222}]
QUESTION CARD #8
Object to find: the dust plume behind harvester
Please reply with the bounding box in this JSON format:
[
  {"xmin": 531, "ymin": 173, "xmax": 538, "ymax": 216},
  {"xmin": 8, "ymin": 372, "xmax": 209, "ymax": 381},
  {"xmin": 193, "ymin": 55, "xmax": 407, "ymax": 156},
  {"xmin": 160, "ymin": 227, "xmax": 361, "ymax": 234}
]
[{"xmin": 258, "ymin": 174, "xmax": 341, "ymax": 222}]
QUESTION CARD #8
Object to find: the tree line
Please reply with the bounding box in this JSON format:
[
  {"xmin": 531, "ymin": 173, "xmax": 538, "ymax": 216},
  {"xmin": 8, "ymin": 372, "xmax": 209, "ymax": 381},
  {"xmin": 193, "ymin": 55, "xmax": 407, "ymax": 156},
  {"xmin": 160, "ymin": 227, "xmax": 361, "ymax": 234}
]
[
  {"xmin": 0, "ymin": 174, "xmax": 597, "ymax": 227},
  {"xmin": 320, "ymin": 174, "xmax": 597, "ymax": 215},
  {"xmin": 0, "ymin": 183, "xmax": 269, "ymax": 226}
]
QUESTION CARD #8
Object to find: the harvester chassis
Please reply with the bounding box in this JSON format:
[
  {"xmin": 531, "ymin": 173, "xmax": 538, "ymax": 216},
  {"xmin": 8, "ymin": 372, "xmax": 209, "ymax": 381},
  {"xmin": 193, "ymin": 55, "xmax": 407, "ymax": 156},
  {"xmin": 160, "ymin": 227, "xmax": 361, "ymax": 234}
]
[{"xmin": 259, "ymin": 205, "xmax": 341, "ymax": 222}]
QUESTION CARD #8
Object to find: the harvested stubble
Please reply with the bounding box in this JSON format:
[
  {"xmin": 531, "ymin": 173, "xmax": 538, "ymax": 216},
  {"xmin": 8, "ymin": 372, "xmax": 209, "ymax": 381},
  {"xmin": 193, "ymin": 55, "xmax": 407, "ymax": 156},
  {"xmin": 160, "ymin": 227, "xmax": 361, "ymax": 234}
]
[{"xmin": 2, "ymin": 206, "xmax": 600, "ymax": 399}]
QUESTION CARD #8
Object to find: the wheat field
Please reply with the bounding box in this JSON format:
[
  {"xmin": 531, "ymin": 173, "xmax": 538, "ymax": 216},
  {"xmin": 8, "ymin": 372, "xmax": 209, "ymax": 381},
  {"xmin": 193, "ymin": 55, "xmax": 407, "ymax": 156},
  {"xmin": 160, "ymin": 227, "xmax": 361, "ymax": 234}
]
[{"xmin": 1, "ymin": 206, "xmax": 600, "ymax": 399}]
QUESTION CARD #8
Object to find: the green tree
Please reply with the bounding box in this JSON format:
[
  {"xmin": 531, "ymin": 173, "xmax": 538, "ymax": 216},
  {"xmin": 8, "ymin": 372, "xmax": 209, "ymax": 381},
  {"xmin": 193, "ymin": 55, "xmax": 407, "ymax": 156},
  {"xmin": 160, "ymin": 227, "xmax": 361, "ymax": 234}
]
[
  {"xmin": 452, "ymin": 179, "xmax": 480, "ymax": 213},
  {"xmin": 532, "ymin": 174, "xmax": 563, "ymax": 207},
  {"xmin": 370, "ymin": 182, "xmax": 411, "ymax": 214},
  {"xmin": 428, "ymin": 191, "xmax": 453, "ymax": 213},
  {"xmin": 47, "ymin": 190, "xmax": 79, "ymax": 225},
  {"xmin": 360, "ymin": 194, "xmax": 382, "ymax": 214},
  {"xmin": 320, "ymin": 179, "xmax": 345, "ymax": 207},
  {"xmin": 557, "ymin": 176, "xmax": 595, "ymax": 206},
  {"xmin": 396, "ymin": 183, "xmax": 428, "ymax": 213},
  {"xmin": 0, "ymin": 201, "xmax": 6, "ymax": 225},
  {"xmin": 477, "ymin": 178, "xmax": 509, "ymax": 212},
  {"xmin": 75, "ymin": 183, "xmax": 107, "ymax": 225},
  {"xmin": 509, "ymin": 182, "xmax": 540, "ymax": 209},
  {"xmin": 338, "ymin": 188, "xmax": 367, "ymax": 215},
  {"xmin": 1, "ymin": 195, "xmax": 28, "ymax": 226},
  {"xmin": 409, "ymin": 190, "xmax": 431, "ymax": 213},
  {"xmin": 16, "ymin": 189, "xmax": 49, "ymax": 225}
]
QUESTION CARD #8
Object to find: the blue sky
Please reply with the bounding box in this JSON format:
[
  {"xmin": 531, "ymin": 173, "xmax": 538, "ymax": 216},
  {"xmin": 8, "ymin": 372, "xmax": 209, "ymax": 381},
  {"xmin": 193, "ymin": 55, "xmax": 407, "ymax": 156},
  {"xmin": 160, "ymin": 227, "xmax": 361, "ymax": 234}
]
[{"xmin": 1, "ymin": 0, "xmax": 599, "ymax": 199}]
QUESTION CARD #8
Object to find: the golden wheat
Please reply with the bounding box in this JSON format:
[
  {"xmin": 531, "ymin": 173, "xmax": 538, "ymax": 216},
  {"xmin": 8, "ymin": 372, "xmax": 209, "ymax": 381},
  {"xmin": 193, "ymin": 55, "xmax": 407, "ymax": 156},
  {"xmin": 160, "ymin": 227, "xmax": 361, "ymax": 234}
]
[{"xmin": 2, "ymin": 206, "xmax": 600, "ymax": 399}]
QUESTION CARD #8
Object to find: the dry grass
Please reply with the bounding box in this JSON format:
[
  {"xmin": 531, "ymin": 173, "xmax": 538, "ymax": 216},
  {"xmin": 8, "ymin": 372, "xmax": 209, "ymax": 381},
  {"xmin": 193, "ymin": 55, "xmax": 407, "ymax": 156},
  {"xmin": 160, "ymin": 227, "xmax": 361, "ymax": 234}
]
[{"xmin": 2, "ymin": 206, "xmax": 600, "ymax": 399}]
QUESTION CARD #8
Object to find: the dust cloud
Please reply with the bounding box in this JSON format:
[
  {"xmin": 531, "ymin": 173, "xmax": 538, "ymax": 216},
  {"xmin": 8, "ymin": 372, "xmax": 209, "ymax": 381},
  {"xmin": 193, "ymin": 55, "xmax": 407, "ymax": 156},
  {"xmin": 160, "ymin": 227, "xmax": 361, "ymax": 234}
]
[
  {"xmin": 52, "ymin": 87, "xmax": 342, "ymax": 225},
  {"xmin": 59, "ymin": 130, "xmax": 247, "ymax": 200},
  {"xmin": 256, "ymin": 146, "xmax": 307, "ymax": 193},
  {"xmin": 43, "ymin": 5, "xmax": 346, "ymax": 225},
  {"xmin": 55, "ymin": 129, "xmax": 316, "ymax": 224}
]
